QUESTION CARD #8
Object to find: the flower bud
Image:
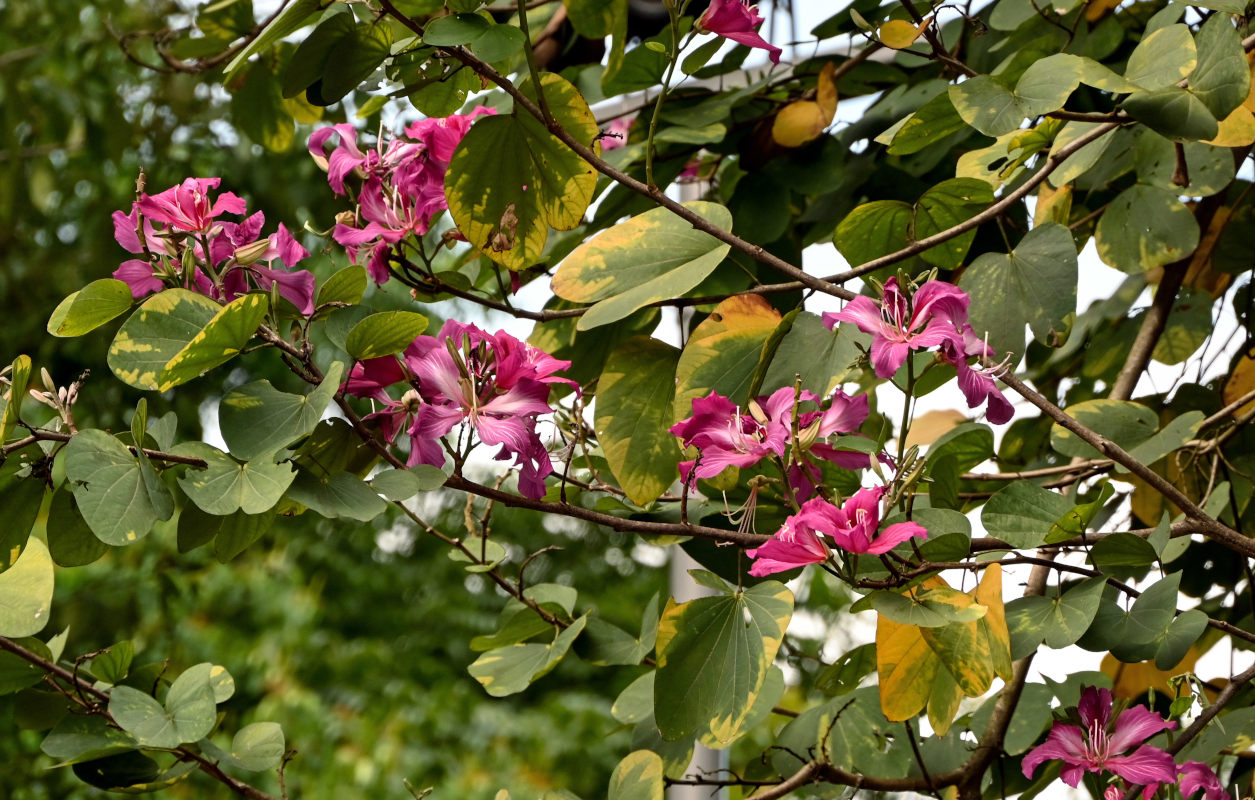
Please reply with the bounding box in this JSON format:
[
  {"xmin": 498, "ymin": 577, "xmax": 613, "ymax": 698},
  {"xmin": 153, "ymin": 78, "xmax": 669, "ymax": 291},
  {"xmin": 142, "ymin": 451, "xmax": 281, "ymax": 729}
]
[
  {"xmin": 747, "ymin": 399, "xmax": 768, "ymax": 425},
  {"xmin": 797, "ymin": 418, "xmax": 822, "ymax": 450},
  {"xmin": 233, "ymin": 239, "xmax": 272, "ymax": 265},
  {"xmin": 335, "ymin": 211, "xmax": 357, "ymax": 227}
]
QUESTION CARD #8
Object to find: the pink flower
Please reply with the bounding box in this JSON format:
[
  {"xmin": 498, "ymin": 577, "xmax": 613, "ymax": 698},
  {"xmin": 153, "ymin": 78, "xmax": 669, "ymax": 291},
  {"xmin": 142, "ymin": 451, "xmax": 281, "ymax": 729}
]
[
  {"xmin": 696, "ymin": 0, "xmax": 782, "ymax": 64},
  {"xmin": 312, "ymin": 108, "xmax": 496, "ymax": 285},
  {"xmin": 406, "ymin": 321, "xmax": 567, "ymax": 499},
  {"xmin": 940, "ymin": 336, "xmax": 1014, "ymax": 425},
  {"xmin": 748, "ymin": 487, "xmax": 926, "ymax": 576},
  {"xmin": 136, "ymin": 177, "xmax": 246, "ymax": 233},
  {"xmin": 670, "ymin": 390, "xmax": 791, "ymax": 481},
  {"xmin": 599, "ymin": 117, "xmax": 633, "ymax": 151},
  {"xmin": 1179, "ymin": 761, "xmax": 1229, "ymax": 800},
  {"xmin": 1022, "ymin": 686, "xmax": 1178, "ymax": 798},
  {"xmin": 111, "ymin": 182, "xmax": 316, "ymax": 314},
  {"xmin": 823, "ymin": 278, "xmax": 971, "ymax": 379}
]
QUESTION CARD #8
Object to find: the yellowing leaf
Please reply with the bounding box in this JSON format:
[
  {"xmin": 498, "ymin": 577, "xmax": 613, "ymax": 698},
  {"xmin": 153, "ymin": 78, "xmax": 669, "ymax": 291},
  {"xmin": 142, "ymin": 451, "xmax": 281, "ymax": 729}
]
[
  {"xmin": 880, "ymin": 19, "xmax": 926, "ymax": 50},
  {"xmin": 1224, "ymin": 349, "xmax": 1255, "ymax": 418},
  {"xmin": 1206, "ymin": 107, "xmax": 1255, "ymax": 147},
  {"xmin": 673, "ymin": 295, "xmax": 782, "ymax": 422},
  {"xmin": 876, "ymin": 566, "xmax": 1011, "ymax": 735},
  {"xmin": 1034, "ymin": 183, "xmax": 1072, "ymax": 227},
  {"xmin": 904, "ymin": 409, "xmax": 966, "ymax": 449},
  {"xmin": 771, "ymin": 62, "xmax": 838, "ymax": 148},
  {"xmin": 1102, "ymin": 647, "xmax": 1202, "ymax": 699}
]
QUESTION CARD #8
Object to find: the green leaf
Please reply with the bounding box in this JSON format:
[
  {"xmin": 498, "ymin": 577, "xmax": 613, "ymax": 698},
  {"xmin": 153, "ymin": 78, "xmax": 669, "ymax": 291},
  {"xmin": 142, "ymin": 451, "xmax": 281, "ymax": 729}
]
[
  {"xmin": 594, "ymin": 338, "xmax": 680, "ymax": 506},
  {"xmin": 1151, "ymin": 293, "xmax": 1213, "ymax": 365},
  {"xmin": 219, "ymin": 361, "xmax": 345, "ymax": 460},
  {"xmin": 1189, "ymin": 15, "xmax": 1251, "ymax": 120},
  {"xmin": 1050, "ymin": 399, "xmax": 1158, "ymax": 459},
  {"xmin": 109, "ymin": 687, "xmax": 181, "ymax": 748},
  {"xmin": 982, "ymin": 480, "xmax": 1072, "ymax": 549},
  {"xmin": 161, "ymin": 293, "xmax": 269, "ymax": 390},
  {"xmin": 870, "ymin": 589, "xmax": 984, "ymax": 628},
  {"xmin": 64, "ymin": 429, "xmax": 173, "ymax": 546},
  {"xmin": 446, "ymin": 72, "xmax": 598, "ymax": 269},
  {"xmin": 926, "ymin": 423, "xmax": 993, "ymax": 473},
  {"xmin": 370, "ymin": 465, "xmax": 447, "ymax": 501},
  {"xmin": 469, "ymin": 615, "xmax": 587, "ymax": 697},
  {"xmin": 608, "ymin": 750, "xmax": 663, "ymax": 800},
  {"xmin": 282, "ymin": 11, "xmax": 355, "ymax": 98},
  {"xmin": 1090, "ymin": 532, "xmax": 1158, "ymax": 570},
  {"xmin": 1049, "ymin": 121, "xmax": 1116, "ymax": 187},
  {"xmin": 553, "ymin": 202, "xmax": 732, "ymax": 331},
  {"xmin": 88, "ymin": 642, "xmax": 134, "ymax": 685},
  {"xmin": 315, "ymin": 265, "xmax": 368, "ymax": 309},
  {"xmin": 1014, "ymin": 54, "xmax": 1082, "ymax": 117},
  {"xmin": 963, "ymin": 222, "xmax": 1078, "ymax": 357},
  {"xmin": 948, "ymin": 75, "xmax": 1023, "ymax": 137},
  {"xmin": 223, "ymin": 0, "xmax": 323, "ymax": 82},
  {"xmin": 1046, "ymin": 578, "xmax": 1107, "ymax": 649},
  {"xmin": 213, "ymin": 511, "xmax": 277, "ymax": 563},
  {"xmin": 47, "ymin": 279, "xmax": 134, "ymax": 337},
  {"xmin": 175, "ymin": 442, "xmax": 296, "ymax": 516},
  {"xmin": 42, "ymin": 713, "xmax": 139, "ymax": 766},
  {"xmin": 107, "ymin": 289, "xmax": 220, "ymax": 391},
  {"xmin": 163, "ymin": 666, "xmax": 219, "ymax": 743},
  {"xmin": 319, "ymin": 19, "xmax": 393, "ymax": 104},
  {"xmin": 46, "ymin": 490, "xmax": 110, "ymax": 567},
  {"xmin": 1155, "ymin": 609, "xmax": 1207, "ymax": 670},
  {"xmin": 760, "ymin": 311, "xmax": 861, "ymax": 398},
  {"xmin": 344, "ymin": 311, "xmax": 429, "ymax": 360},
  {"xmin": 232, "ymin": 60, "xmax": 294, "ymax": 152},
  {"xmin": 227, "ymin": 722, "xmax": 286, "ymax": 771},
  {"xmin": 0, "ymin": 637, "xmax": 51, "ymax": 695},
  {"xmin": 913, "ymin": 178, "xmax": 994, "ymax": 269},
  {"xmin": 285, "ymin": 469, "xmax": 388, "ymax": 521},
  {"xmin": 0, "ymin": 354, "xmax": 31, "ymax": 444},
  {"xmin": 654, "ymin": 581, "xmax": 793, "ymax": 743},
  {"xmin": 1122, "ymin": 87, "xmax": 1220, "ymax": 142},
  {"xmin": 564, "ymin": 0, "xmax": 626, "ymax": 39},
  {"xmin": 0, "ymin": 476, "xmax": 44, "ymax": 573},
  {"xmin": 885, "ymin": 92, "xmax": 968, "ymax": 156},
  {"xmin": 673, "ymin": 295, "xmax": 782, "ymax": 421},
  {"xmin": 834, "ymin": 200, "xmax": 911, "ymax": 267},
  {"xmin": 1124, "ymin": 24, "xmax": 1197, "ymax": 89}
]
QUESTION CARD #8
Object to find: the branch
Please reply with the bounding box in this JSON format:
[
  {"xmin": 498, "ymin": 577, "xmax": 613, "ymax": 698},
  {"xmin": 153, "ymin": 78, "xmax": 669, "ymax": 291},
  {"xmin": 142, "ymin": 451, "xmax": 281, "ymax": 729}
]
[
  {"xmin": 2, "ymin": 429, "xmax": 208, "ymax": 467},
  {"xmin": 0, "ymin": 636, "xmax": 279, "ymax": 800},
  {"xmin": 998, "ymin": 370, "xmax": 1255, "ymax": 558}
]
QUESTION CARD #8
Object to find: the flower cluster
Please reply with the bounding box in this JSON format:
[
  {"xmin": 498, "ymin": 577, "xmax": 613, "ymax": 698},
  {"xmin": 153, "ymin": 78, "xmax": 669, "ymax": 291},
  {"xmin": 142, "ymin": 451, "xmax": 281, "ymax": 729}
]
[
  {"xmin": 825, "ymin": 278, "xmax": 1014, "ymax": 424},
  {"xmin": 112, "ymin": 177, "xmax": 314, "ymax": 314},
  {"xmin": 747, "ymin": 487, "xmax": 926, "ymax": 576},
  {"xmin": 342, "ymin": 320, "xmax": 573, "ymax": 500},
  {"xmin": 309, "ymin": 108, "xmax": 495, "ymax": 284},
  {"xmin": 696, "ymin": 0, "xmax": 782, "ymax": 64},
  {"xmin": 669, "ymin": 386, "xmax": 877, "ymax": 495},
  {"xmin": 1023, "ymin": 686, "xmax": 1229, "ymax": 800}
]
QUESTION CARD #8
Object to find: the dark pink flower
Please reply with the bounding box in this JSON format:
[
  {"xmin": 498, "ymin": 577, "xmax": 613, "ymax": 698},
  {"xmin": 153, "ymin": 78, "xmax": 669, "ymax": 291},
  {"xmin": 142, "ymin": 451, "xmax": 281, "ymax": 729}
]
[
  {"xmin": 1179, "ymin": 761, "xmax": 1229, "ymax": 800},
  {"xmin": 599, "ymin": 117, "xmax": 633, "ymax": 151},
  {"xmin": 696, "ymin": 0, "xmax": 782, "ymax": 64},
  {"xmin": 136, "ymin": 177, "xmax": 246, "ymax": 233},
  {"xmin": 312, "ymin": 108, "xmax": 496, "ymax": 285},
  {"xmin": 670, "ymin": 390, "xmax": 791, "ymax": 481},
  {"xmin": 823, "ymin": 278, "xmax": 970, "ymax": 379},
  {"xmin": 746, "ymin": 520, "xmax": 828, "ymax": 576},
  {"xmin": 940, "ymin": 337, "xmax": 1015, "ymax": 425},
  {"xmin": 801, "ymin": 487, "xmax": 925, "ymax": 555},
  {"xmin": 1022, "ymin": 686, "xmax": 1178, "ymax": 798},
  {"xmin": 406, "ymin": 321, "xmax": 566, "ymax": 499}
]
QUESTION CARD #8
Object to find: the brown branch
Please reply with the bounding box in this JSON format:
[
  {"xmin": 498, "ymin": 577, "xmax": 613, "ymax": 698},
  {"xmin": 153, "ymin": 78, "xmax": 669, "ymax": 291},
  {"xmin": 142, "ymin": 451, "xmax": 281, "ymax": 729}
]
[
  {"xmin": 2, "ymin": 429, "xmax": 208, "ymax": 467},
  {"xmin": 0, "ymin": 636, "xmax": 279, "ymax": 800},
  {"xmin": 998, "ymin": 370, "xmax": 1255, "ymax": 558}
]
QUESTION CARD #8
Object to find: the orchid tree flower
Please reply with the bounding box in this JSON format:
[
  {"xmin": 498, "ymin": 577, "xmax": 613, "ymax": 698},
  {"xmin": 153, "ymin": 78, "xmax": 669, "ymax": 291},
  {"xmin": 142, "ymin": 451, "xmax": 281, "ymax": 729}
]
[
  {"xmin": 695, "ymin": 0, "xmax": 782, "ymax": 64},
  {"xmin": 669, "ymin": 389, "xmax": 791, "ymax": 482},
  {"xmin": 136, "ymin": 176, "xmax": 246, "ymax": 233},
  {"xmin": 311, "ymin": 108, "xmax": 496, "ymax": 285},
  {"xmin": 404, "ymin": 321, "xmax": 569, "ymax": 500},
  {"xmin": 1178, "ymin": 761, "xmax": 1230, "ymax": 800},
  {"xmin": 747, "ymin": 487, "xmax": 926, "ymax": 576},
  {"xmin": 1021, "ymin": 686, "xmax": 1178, "ymax": 798}
]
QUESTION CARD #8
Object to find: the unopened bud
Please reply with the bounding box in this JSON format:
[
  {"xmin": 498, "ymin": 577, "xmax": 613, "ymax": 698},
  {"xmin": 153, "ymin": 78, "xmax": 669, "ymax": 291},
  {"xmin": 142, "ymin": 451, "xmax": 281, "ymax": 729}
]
[
  {"xmin": 798, "ymin": 418, "xmax": 822, "ymax": 450},
  {"xmin": 747, "ymin": 400, "xmax": 768, "ymax": 425},
  {"xmin": 233, "ymin": 239, "xmax": 271, "ymax": 265},
  {"xmin": 335, "ymin": 211, "xmax": 357, "ymax": 227},
  {"xmin": 401, "ymin": 388, "xmax": 422, "ymax": 413}
]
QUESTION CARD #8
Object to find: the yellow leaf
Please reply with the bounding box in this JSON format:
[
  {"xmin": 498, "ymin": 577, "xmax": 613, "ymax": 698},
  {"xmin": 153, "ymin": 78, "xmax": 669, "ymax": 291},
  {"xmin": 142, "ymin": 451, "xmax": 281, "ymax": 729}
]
[
  {"xmin": 971, "ymin": 563, "xmax": 1013, "ymax": 682},
  {"xmin": 1225, "ymin": 348, "xmax": 1255, "ymax": 418},
  {"xmin": 1102, "ymin": 647, "xmax": 1202, "ymax": 699},
  {"xmin": 880, "ymin": 19, "xmax": 925, "ymax": 50},
  {"xmin": 771, "ymin": 62, "xmax": 838, "ymax": 148},
  {"xmin": 904, "ymin": 409, "xmax": 966, "ymax": 449},
  {"xmin": 1182, "ymin": 206, "xmax": 1234, "ymax": 298},
  {"xmin": 1206, "ymin": 107, "xmax": 1255, "ymax": 147},
  {"xmin": 1085, "ymin": 0, "xmax": 1122, "ymax": 23},
  {"xmin": 1034, "ymin": 183, "xmax": 1073, "ymax": 227}
]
